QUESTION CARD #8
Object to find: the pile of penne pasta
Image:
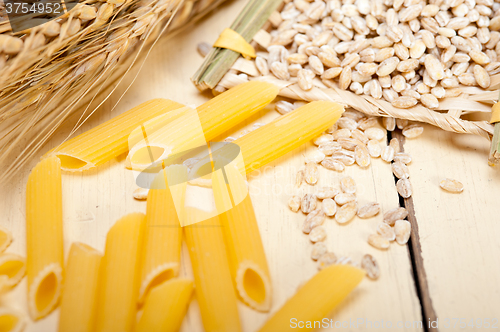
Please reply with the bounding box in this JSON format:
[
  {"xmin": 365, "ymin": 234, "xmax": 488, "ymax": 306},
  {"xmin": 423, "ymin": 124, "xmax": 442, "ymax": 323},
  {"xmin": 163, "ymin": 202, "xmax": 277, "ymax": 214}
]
[{"xmin": 3, "ymin": 82, "xmax": 367, "ymax": 331}]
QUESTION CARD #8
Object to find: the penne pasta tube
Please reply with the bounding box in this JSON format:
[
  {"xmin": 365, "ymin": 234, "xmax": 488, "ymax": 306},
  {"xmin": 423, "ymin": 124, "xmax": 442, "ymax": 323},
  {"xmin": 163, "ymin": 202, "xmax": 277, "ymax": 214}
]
[
  {"xmin": 135, "ymin": 278, "xmax": 194, "ymax": 332},
  {"xmin": 188, "ymin": 101, "xmax": 344, "ymax": 178},
  {"xmin": 184, "ymin": 186, "xmax": 242, "ymax": 332},
  {"xmin": 0, "ymin": 253, "xmax": 26, "ymax": 292},
  {"xmin": 138, "ymin": 166, "xmax": 187, "ymax": 303},
  {"xmin": 26, "ymin": 156, "xmax": 64, "ymax": 320},
  {"xmin": 234, "ymin": 101, "xmax": 344, "ymax": 174},
  {"xmin": 0, "ymin": 308, "xmax": 26, "ymax": 332},
  {"xmin": 0, "ymin": 226, "xmax": 13, "ymax": 253},
  {"xmin": 212, "ymin": 170, "xmax": 271, "ymax": 312},
  {"xmin": 128, "ymin": 81, "xmax": 279, "ymax": 169},
  {"xmin": 58, "ymin": 242, "xmax": 103, "ymax": 332},
  {"xmin": 46, "ymin": 99, "xmax": 185, "ymax": 171},
  {"xmin": 258, "ymin": 264, "xmax": 365, "ymax": 332},
  {"xmin": 96, "ymin": 213, "xmax": 146, "ymax": 332}
]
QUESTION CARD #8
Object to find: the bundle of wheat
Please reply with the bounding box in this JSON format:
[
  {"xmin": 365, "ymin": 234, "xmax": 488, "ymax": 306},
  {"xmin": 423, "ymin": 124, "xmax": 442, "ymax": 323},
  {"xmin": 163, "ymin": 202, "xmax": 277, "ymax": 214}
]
[{"xmin": 0, "ymin": 0, "xmax": 226, "ymax": 181}]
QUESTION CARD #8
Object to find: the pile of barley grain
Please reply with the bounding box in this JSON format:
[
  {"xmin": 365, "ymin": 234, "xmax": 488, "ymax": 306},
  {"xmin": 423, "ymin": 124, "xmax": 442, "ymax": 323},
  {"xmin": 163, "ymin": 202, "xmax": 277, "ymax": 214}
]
[{"xmin": 256, "ymin": 0, "xmax": 500, "ymax": 109}]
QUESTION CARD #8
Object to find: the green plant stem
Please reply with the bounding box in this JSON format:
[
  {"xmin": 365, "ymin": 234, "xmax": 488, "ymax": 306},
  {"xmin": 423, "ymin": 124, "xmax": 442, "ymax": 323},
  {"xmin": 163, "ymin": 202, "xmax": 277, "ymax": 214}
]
[{"xmin": 192, "ymin": 0, "xmax": 282, "ymax": 90}]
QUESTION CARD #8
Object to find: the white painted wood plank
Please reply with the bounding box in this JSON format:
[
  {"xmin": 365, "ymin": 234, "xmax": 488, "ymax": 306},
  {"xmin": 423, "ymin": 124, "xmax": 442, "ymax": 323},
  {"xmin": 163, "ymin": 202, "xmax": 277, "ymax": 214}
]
[{"xmin": 404, "ymin": 124, "xmax": 500, "ymax": 327}]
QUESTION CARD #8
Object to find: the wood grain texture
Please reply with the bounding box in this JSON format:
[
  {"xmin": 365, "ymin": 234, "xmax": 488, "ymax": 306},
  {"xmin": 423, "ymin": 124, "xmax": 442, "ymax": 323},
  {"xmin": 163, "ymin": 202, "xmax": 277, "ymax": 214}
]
[{"xmin": 403, "ymin": 124, "xmax": 500, "ymax": 330}]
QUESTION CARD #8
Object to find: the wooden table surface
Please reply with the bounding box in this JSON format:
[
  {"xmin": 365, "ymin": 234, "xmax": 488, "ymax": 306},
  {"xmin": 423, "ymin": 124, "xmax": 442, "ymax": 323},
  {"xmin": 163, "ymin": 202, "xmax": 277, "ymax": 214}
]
[{"xmin": 1, "ymin": 1, "xmax": 500, "ymax": 331}]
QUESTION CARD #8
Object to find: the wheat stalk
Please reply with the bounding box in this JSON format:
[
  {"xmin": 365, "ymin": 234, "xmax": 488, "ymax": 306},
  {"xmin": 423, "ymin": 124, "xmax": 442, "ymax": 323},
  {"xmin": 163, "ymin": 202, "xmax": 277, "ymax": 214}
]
[{"xmin": 0, "ymin": 0, "xmax": 227, "ymax": 181}]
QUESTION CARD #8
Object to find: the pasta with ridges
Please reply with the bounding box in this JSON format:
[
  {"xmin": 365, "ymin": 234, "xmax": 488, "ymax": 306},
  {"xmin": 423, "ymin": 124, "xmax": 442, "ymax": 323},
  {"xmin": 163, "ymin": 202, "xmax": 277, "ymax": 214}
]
[{"xmin": 26, "ymin": 156, "xmax": 64, "ymax": 320}]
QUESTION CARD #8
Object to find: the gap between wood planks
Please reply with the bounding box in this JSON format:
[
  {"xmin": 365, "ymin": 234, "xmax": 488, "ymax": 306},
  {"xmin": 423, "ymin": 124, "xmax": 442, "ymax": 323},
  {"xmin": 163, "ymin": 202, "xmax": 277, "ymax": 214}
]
[{"xmin": 390, "ymin": 130, "xmax": 439, "ymax": 332}]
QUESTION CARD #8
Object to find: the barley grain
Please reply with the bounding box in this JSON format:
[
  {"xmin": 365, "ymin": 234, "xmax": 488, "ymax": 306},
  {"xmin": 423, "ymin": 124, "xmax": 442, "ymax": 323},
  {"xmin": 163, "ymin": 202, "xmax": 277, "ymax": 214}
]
[
  {"xmin": 309, "ymin": 226, "xmax": 327, "ymax": 242},
  {"xmin": 133, "ymin": 188, "xmax": 149, "ymax": 200},
  {"xmin": 322, "ymin": 198, "xmax": 338, "ymax": 216},
  {"xmin": 365, "ymin": 127, "xmax": 386, "ymax": 141},
  {"xmin": 340, "ymin": 176, "xmax": 356, "ymax": 194},
  {"xmin": 335, "ymin": 202, "xmax": 357, "ymax": 223},
  {"xmin": 381, "ymin": 146, "xmax": 395, "ymax": 162},
  {"xmin": 389, "ymin": 138, "xmax": 401, "ymax": 153},
  {"xmin": 368, "ymin": 234, "xmax": 390, "ymax": 249},
  {"xmin": 392, "ymin": 160, "xmax": 410, "ymax": 179},
  {"xmin": 305, "ymin": 162, "xmax": 319, "ymax": 185},
  {"xmin": 303, "ymin": 209, "xmax": 326, "ymax": 233},
  {"xmin": 361, "ymin": 254, "xmax": 380, "ymax": 279},
  {"xmin": 339, "ymin": 66, "xmax": 352, "ymax": 89},
  {"xmin": 311, "ymin": 242, "xmax": 328, "ymax": 260},
  {"xmin": 357, "ymin": 202, "xmax": 381, "ymax": 218},
  {"xmin": 402, "ymin": 124, "xmax": 424, "ymax": 138},
  {"xmin": 276, "ymin": 100, "xmax": 295, "ymax": 114},
  {"xmin": 394, "ymin": 219, "xmax": 411, "ymax": 244},
  {"xmin": 288, "ymin": 195, "xmax": 302, "ymax": 212},
  {"xmin": 318, "ymin": 252, "xmax": 338, "ymax": 269},
  {"xmin": 396, "ymin": 178, "xmax": 412, "ymax": 198},
  {"xmin": 439, "ymin": 178, "xmax": 464, "ymax": 192},
  {"xmin": 321, "ymin": 157, "xmax": 346, "ymax": 171},
  {"xmin": 301, "ymin": 194, "xmax": 317, "ymax": 213}
]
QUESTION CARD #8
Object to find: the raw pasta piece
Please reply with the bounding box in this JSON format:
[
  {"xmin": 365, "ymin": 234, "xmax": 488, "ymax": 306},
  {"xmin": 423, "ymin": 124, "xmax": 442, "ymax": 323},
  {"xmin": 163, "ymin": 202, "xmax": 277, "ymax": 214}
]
[
  {"xmin": 46, "ymin": 99, "xmax": 185, "ymax": 171},
  {"xmin": 0, "ymin": 308, "xmax": 26, "ymax": 332},
  {"xmin": 138, "ymin": 166, "xmax": 186, "ymax": 303},
  {"xmin": 95, "ymin": 213, "xmax": 145, "ymax": 332},
  {"xmin": 135, "ymin": 278, "xmax": 194, "ymax": 332},
  {"xmin": 184, "ymin": 186, "xmax": 242, "ymax": 332},
  {"xmin": 231, "ymin": 101, "xmax": 344, "ymax": 174},
  {"xmin": 213, "ymin": 172, "xmax": 272, "ymax": 311},
  {"xmin": 0, "ymin": 253, "xmax": 26, "ymax": 291},
  {"xmin": 258, "ymin": 265, "xmax": 365, "ymax": 331},
  {"xmin": 26, "ymin": 157, "xmax": 63, "ymax": 320},
  {"xmin": 0, "ymin": 226, "xmax": 12, "ymax": 253},
  {"xmin": 58, "ymin": 242, "xmax": 102, "ymax": 332},
  {"xmin": 128, "ymin": 82, "xmax": 279, "ymax": 169}
]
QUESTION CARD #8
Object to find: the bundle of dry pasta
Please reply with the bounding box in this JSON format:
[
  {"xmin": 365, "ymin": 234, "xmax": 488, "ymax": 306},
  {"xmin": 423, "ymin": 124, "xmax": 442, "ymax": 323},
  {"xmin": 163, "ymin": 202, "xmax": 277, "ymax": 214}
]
[{"xmin": 25, "ymin": 156, "xmax": 64, "ymax": 320}]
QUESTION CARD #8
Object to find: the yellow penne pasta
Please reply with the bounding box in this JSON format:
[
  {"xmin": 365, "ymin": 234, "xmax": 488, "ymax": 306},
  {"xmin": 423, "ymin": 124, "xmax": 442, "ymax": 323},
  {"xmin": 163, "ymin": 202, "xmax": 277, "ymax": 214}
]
[
  {"xmin": 0, "ymin": 253, "xmax": 26, "ymax": 292},
  {"xmin": 234, "ymin": 101, "xmax": 344, "ymax": 174},
  {"xmin": 96, "ymin": 213, "xmax": 145, "ymax": 332},
  {"xmin": 222, "ymin": 196, "xmax": 271, "ymax": 311},
  {"xmin": 0, "ymin": 308, "xmax": 26, "ymax": 332},
  {"xmin": 212, "ymin": 170, "xmax": 271, "ymax": 312},
  {"xmin": 26, "ymin": 156, "xmax": 64, "ymax": 320},
  {"xmin": 0, "ymin": 226, "xmax": 12, "ymax": 252},
  {"xmin": 138, "ymin": 166, "xmax": 186, "ymax": 303},
  {"xmin": 184, "ymin": 187, "xmax": 242, "ymax": 332},
  {"xmin": 258, "ymin": 264, "xmax": 365, "ymax": 332},
  {"xmin": 128, "ymin": 81, "xmax": 278, "ymax": 169},
  {"xmin": 46, "ymin": 99, "xmax": 185, "ymax": 171},
  {"xmin": 58, "ymin": 242, "xmax": 103, "ymax": 332},
  {"xmin": 135, "ymin": 278, "xmax": 194, "ymax": 332}
]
